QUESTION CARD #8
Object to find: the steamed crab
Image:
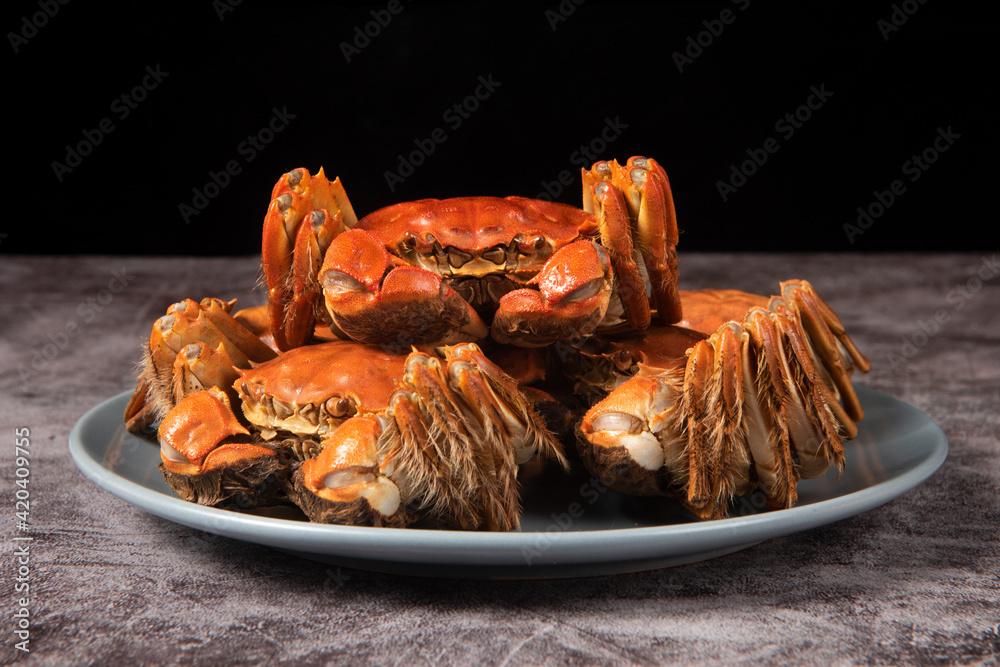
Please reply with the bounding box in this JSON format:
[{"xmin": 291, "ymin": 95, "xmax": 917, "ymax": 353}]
[
  {"xmin": 157, "ymin": 340, "xmax": 566, "ymax": 529},
  {"xmin": 262, "ymin": 157, "xmax": 681, "ymax": 350},
  {"xmin": 128, "ymin": 153, "xmax": 873, "ymax": 530},
  {"xmin": 571, "ymin": 281, "xmax": 870, "ymax": 519}
]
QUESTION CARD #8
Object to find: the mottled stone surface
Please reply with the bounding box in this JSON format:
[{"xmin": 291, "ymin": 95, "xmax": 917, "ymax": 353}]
[{"xmin": 0, "ymin": 254, "xmax": 997, "ymax": 665}]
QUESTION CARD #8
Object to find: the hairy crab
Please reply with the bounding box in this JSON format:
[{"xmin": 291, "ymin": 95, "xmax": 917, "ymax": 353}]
[
  {"xmin": 156, "ymin": 340, "xmax": 566, "ymax": 529},
  {"xmin": 573, "ymin": 281, "xmax": 870, "ymax": 519},
  {"xmin": 262, "ymin": 157, "xmax": 681, "ymax": 350},
  {"xmin": 125, "ymin": 153, "xmax": 873, "ymax": 530}
]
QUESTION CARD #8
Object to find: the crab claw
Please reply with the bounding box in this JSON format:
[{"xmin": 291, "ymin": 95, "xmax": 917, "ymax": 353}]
[
  {"xmin": 491, "ymin": 240, "xmax": 614, "ymax": 347},
  {"xmin": 319, "ymin": 228, "xmax": 488, "ymax": 347},
  {"xmin": 292, "ymin": 416, "xmax": 408, "ymax": 527},
  {"xmin": 158, "ymin": 388, "xmax": 284, "ymax": 507},
  {"xmin": 263, "ymin": 168, "xmax": 357, "ymax": 350}
]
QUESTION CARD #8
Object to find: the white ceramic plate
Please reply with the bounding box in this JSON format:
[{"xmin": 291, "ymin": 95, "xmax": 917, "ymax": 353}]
[{"xmin": 69, "ymin": 386, "xmax": 947, "ymax": 578}]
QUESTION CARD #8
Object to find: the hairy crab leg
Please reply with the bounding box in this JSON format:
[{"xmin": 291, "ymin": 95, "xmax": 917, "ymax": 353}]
[
  {"xmin": 780, "ymin": 280, "xmax": 870, "ymax": 422},
  {"xmin": 170, "ymin": 341, "xmax": 242, "ymax": 407},
  {"xmin": 587, "ymin": 156, "xmax": 682, "ymax": 324},
  {"xmin": 284, "ymin": 209, "xmax": 343, "ymax": 347},
  {"xmin": 492, "ymin": 240, "xmax": 614, "ymax": 347},
  {"xmin": 615, "ymin": 157, "xmax": 682, "ymax": 324},
  {"xmin": 578, "ymin": 297, "xmax": 863, "ymax": 517},
  {"xmin": 319, "ymin": 228, "xmax": 487, "ymax": 347},
  {"xmin": 127, "ymin": 298, "xmax": 276, "ymax": 431},
  {"xmin": 582, "ymin": 161, "xmax": 651, "ymax": 330},
  {"xmin": 743, "ymin": 309, "xmax": 799, "ymax": 508},
  {"xmin": 768, "ymin": 301, "xmax": 847, "ymax": 475},
  {"xmin": 262, "ymin": 168, "xmax": 356, "ymax": 350}
]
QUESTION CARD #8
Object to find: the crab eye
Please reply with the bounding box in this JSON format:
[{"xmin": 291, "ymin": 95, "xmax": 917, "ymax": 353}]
[
  {"xmin": 630, "ymin": 168, "xmax": 648, "ymax": 185},
  {"xmin": 594, "ymin": 182, "xmax": 609, "ymax": 197},
  {"xmin": 276, "ymin": 193, "xmax": 292, "ymax": 212},
  {"xmin": 482, "ymin": 246, "xmax": 507, "ymax": 265},
  {"xmin": 447, "ymin": 247, "xmax": 473, "ymax": 268},
  {"xmin": 287, "ymin": 168, "xmax": 304, "ymax": 187},
  {"xmin": 310, "ymin": 210, "xmax": 325, "ymax": 228}
]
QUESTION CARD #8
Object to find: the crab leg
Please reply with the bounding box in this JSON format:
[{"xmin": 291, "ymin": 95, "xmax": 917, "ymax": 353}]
[
  {"xmin": 582, "ymin": 161, "xmax": 651, "ymax": 330},
  {"xmin": 319, "ymin": 229, "xmax": 488, "ymax": 347},
  {"xmin": 587, "ymin": 157, "xmax": 682, "ymax": 324},
  {"xmin": 262, "ymin": 168, "xmax": 356, "ymax": 350},
  {"xmin": 285, "ymin": 209, "xmax": 343, "ymax": 348},
  {"xmin": 780, "ymin": 280, "xmax": 870, "ymax": 422},
  {"xmin": 170, "ymin": 341, "xmax": 242, "ymax": 407},
  {"xmin": 492, "ymin": 240, "xmax": 614, "ymax": 347},
  {"xmin": 743, "ymin": 309, "xmax": 799, "ymax": 508},
  {"xmin": 126, "ymin": 298, "xmax": 276, "ymax": 432}
]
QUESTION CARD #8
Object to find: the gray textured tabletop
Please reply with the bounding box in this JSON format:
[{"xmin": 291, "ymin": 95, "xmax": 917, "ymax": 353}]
[{"xmin": 1, "ymin": 253, "xmax": 998, "ymax": 666}]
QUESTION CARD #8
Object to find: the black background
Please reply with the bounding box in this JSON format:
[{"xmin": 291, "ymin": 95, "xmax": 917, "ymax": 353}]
[{"xmin": 5, "ymin": 1, "xmax": 997, "ymax": 255}]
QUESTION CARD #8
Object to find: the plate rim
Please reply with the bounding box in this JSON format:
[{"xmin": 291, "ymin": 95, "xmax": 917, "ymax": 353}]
[{"xmin": 69, "ymin": 387, "xmax": 948, "ymax": 566}]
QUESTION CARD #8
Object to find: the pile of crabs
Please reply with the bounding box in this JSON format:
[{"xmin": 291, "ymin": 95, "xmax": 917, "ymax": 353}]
[{"xmin": 124, "ymin": 157, "xmax": 870, "ymax": 530}]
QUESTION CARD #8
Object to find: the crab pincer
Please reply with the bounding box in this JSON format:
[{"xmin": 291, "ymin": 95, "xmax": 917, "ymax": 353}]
[
  {"xmin": 491, "ymin": 240, "xmax": 614, "ymax": 347},
  {"xmin": 157, "ymin": 388, "xmax": 285, "ymax": 508},
  {"xmin": 319, "ymin": 228, "xmax": 488, "ymax": 348}
]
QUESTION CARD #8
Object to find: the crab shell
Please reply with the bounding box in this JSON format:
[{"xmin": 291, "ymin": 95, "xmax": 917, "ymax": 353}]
[
  {"xmin": 577, "ymin": 280, "xmax": 871, "ymax": 519},
  {"xmin": 234, "ymin": 342, "xmax": 406, "ymax": 439}
]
